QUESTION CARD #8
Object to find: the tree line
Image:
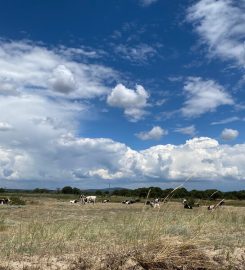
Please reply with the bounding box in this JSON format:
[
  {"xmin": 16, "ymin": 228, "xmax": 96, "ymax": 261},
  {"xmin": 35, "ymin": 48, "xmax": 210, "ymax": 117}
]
[
  {"xmin": 35, "ymin": 186, "xmax": 245, "ymax": 200},
  {"xmin": 1, "ymin": 186, "xmax": 244, "ymax": 200}
]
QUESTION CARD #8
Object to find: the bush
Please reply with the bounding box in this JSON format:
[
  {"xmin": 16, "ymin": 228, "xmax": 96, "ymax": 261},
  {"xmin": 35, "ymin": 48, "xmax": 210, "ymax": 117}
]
[
  {"xmin": 9, "ymin": 196, "xmax": 26, "ymax": 205},
  {"xmin": 61, "ymin": 186, "xmax": 74, "ymax": 194}
]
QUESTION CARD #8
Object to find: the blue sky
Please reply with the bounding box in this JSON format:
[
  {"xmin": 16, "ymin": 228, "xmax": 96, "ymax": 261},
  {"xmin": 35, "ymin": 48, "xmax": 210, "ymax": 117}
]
[{"xmin": 0, "ymin": 0, "xmax": 244, "ymax": 191}]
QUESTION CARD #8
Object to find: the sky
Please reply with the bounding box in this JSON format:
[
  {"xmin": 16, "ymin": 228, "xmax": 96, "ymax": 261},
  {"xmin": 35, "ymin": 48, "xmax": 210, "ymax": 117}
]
[{"xmin": 0, "ymin": 0, "xmax": 245, "ymax": 191}]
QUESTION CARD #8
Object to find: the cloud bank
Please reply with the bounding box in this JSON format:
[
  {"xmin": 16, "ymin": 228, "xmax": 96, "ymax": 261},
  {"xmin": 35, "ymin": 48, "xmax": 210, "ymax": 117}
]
[{"xmin": 1, "ymin": 132, "xmax": 245, "ymax": 187}]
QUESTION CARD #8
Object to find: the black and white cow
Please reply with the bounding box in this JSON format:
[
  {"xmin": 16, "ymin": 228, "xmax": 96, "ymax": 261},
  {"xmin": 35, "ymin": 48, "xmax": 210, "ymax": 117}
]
[
  {"xmin": 70, "ymin": 199, "xmax": 79, "ymax": 204},
  {"xmin": 182, "ymin": 199, "xmax": 192, "ymax": 209},
  {"xmin": 122, "ymin": 200, "xmax": 136, "ymax": 204},
  {"xmin": 208, "ymin": 199, "xmax": 225, "ymax": 210},
  {"xmin": 0, "ymin": 198, "xmax": 10, "ymax": 205}
]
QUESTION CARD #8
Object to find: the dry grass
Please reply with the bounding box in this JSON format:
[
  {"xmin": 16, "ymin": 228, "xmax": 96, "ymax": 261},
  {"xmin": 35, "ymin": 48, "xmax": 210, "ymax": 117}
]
[{"xmin": 0, "ymin": 196, "xmax": 244, "ymax": 269}]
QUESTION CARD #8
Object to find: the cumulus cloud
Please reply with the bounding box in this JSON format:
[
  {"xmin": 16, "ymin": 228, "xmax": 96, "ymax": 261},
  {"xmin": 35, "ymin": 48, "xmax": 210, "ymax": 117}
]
[
  {"xmin": 49, "ymin": 65, "xmax": 76, "ymax": 94},
  {"xmin": 107, "ymin": 84, "xmax": 149, "ymax": 121},
  {"xmin": 0, "ymin": 40, "xmax": 117, "ymax": 99},
  {"xmin": 221, "ymin": 128, "xmax": 239, "ymax": 140},
  {"xmin": 1, "ymin": 135, "xmax": 245, "ymax": 187},
  {"xmin": 175, "ymin": 125, "xmax": 196, "ymax": 136},
  {"xmin": 136, "ymin": 126, "xmax": 167, "ymax": 140},
  {"xmin": 0, "ymin": 91, "xmax": 86, "ymax": 183},
  {"xmin": 187, "ymin": 0, "xmax": 245, "ymax": 67},
  {"xmin": 182, "ymin": 77, "xmax": 234, "ymax": 117}
]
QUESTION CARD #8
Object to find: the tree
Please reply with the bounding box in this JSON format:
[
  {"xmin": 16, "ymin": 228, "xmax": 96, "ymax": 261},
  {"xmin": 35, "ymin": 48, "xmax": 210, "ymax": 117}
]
[
  {"xmin": 149, "ymin": 187, "xmax": 162, "ymax": 198},
  {"xmin": 33, "ymin": 188, "xmax": 49, "ymax": 193},
  {"xmin": 72, "ymin": 187, "xmax": 81, "ymax": 195},
  {"xmin": 173, "ymin": 188, "xmax": 188, "ymax": 198},
  {"xmin": 61, "ymin": 186, "xmax": 74, "ymax": 194},
  {"xmin": 95, "ymin": 190, "xmax": 103, "ymax": 196},
  {"xmin": 0, "ymin": 188, "xmax": 5, "ymax": 193}
]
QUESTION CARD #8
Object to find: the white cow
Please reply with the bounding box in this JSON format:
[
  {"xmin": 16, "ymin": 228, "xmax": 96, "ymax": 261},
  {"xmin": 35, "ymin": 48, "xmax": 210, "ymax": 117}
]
[
  {"xmin": 80, "ymin": 195, "xmax": 96, "ymax": 204},
  {"xmin": 86, "ymin": 196, "xmax": 96, "ymax": 204}
]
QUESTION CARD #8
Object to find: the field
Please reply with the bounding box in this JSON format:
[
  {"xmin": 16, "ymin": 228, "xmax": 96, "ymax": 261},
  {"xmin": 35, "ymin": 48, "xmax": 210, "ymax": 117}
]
[{"xmin": 0, "ymin": 195, "xmax": 244, "ymax": 270}]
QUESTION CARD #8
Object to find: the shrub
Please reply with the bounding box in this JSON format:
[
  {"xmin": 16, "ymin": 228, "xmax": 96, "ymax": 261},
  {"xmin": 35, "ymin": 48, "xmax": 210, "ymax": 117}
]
[{"xmin": 9, "ymin": 196, "xmax": 26, "ymax": 205}]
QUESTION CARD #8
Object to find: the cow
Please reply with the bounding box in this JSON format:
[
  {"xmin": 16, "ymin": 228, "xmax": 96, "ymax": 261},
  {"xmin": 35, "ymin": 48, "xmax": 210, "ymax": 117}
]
[
  {"xmin": 150, "ymin": 201, "xmax": 160, "ymax": 208},
  {"xmin": 0, "ymin": 198, "xmax": 10, "ymax": 205},
  {"xmin": 207, "ymin": 205, "xmax": 215, "ymax": 210},
  {"xmin": 145, "ymin": 198, "xmax": 160, "ymax": 208},
  {"xmin": 80, "ymin": 195, "xmax": 96, "ymax": 204},
  {"xmin": 86, "ymin": 196, "xmax": 96, "ymax": 204},
  {"xmin": 122, "ymin": 200, "xmax": 136, "ymax": 204},
  {"xmin": 102, "ymin": 199, "xmax": 110, "ymax": 203},
  {"xmin": 70, "ymin": 199, "xmax": 79, "ymax": 204},
  {"xmin": 182, "ymin": 199, "xmax": 192, "ymax": 209},
  {"xmin": 208, "ymin": 199, "xmax": 225, "ymax": 210}
]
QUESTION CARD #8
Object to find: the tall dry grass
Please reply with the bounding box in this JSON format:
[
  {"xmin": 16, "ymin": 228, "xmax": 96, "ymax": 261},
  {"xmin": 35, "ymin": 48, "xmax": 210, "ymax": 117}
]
[{"xmin": 0, "ymin": 195, "xmax": 244, "ymax": 269}]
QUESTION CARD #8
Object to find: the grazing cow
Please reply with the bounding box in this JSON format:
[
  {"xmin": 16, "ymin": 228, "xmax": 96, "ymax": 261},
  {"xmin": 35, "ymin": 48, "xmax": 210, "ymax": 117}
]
[
  {"xmin": 150, "ymin": 201, "xmax": 160, "ymax": 208},
  {"xmin": 182, "ymin": 199, "xmax": 192, "ymax": 209},
  {"xmin": 102, "ymin": 199, "xmax": 110, "ymax": 203},
  {"xmin": 145, "ymin": 198, "xmax": 160, "ymax": 208},
  {"xmin": 0, "ymin": 198, "xmax": 10, "ymax": 205}
]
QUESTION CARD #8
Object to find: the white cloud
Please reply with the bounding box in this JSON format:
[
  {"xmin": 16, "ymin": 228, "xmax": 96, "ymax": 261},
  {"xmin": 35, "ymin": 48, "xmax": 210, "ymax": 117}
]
[
  {"xmin": 182, "ymin": 77, "xmax": 234, "ymax": 117},
  {"xmin": 114, "ymin": 43, "xmax": 157, "ymax": 64},
  {"xmin": 221, "ymin": 128, "xmax": 239, "ymax": 140},
  {"xmin": 0, "ymin": 122, "xmax": 13, "ymax": 131},
  {"xmin": 87, "ymin": 168, "xmax": 124, "ymax": 180},
  {"xmin": 49, "ymin": 65, "xmax": 76, "ymax": 94},
  {"xmin": 139, "ymin": 0, "xmax": 158, "ymax": 7},
  {"xmin": 187, "ymin": 0, "xmax": 245, "ymax": 67},
  {"xmin": 107, "ymin": 84, "xmax": 149, "ymax": 121},
  {"xmin": 2, "ymin": 135, "xmax": 245, "ymax": 186},
  {"xmin": 211, "ymin": 116, "xmax": 240, "ymax": 125},
  {"xmin": 175, "ymin": 125, "xmax": 196, "ymax": 136},
  {"xmin": 136, "ymin": 126, "xmax": 167, "ymax": 140},
  {"xmin": 0, "ymin": 40, "xmax": 117, "ymax": 99}
]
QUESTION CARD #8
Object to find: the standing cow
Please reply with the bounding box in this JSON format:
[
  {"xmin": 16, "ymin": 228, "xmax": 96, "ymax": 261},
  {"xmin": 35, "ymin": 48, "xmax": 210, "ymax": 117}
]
[{"xmin": 80, "ymin": 195, "xmax": 96, "ymax": 204}]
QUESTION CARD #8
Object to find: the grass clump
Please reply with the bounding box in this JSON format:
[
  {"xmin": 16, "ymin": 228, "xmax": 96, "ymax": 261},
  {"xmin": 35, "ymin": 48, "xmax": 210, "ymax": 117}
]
[{"xmin": 9, "ymin": 196, "xmax": 26, "ymax": 205}]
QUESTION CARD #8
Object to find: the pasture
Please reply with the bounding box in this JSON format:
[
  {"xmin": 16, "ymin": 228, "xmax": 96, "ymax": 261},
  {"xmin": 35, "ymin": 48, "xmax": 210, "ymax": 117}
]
[{"xmin": 0, "ymin": 195, "xmax": 244, "ymax": 270}]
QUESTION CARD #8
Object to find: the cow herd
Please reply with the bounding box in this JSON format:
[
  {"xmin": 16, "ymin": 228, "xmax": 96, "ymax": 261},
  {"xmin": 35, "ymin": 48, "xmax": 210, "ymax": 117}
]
[
  {"xmin": 70, "ymin": 195, "xmax": 97, "ymax": 204},
  {"xmin": 69, "ymin": 195, "xmax": 225, "ymax": 211},
  {"xmin": 0, "ymin": 195, "xmax": 225, "ymax": 211}
]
